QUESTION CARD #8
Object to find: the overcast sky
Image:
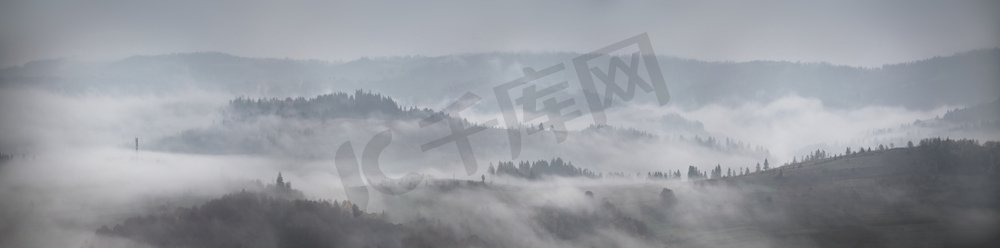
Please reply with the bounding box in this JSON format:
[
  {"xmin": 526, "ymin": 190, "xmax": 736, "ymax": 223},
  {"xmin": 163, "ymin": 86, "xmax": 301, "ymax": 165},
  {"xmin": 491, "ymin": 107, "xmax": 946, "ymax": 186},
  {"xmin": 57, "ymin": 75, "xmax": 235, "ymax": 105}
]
[{"xmin": 1, "ymin": 0, "xmax": 997, "ymax": 67}]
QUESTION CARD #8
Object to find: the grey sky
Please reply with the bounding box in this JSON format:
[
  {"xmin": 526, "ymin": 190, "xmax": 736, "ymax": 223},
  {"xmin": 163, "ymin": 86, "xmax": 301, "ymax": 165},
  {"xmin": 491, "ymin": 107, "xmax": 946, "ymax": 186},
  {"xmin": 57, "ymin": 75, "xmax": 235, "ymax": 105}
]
[{"xmin": 1, "ymin": 0, "xmax": 997, "ymax": 67}]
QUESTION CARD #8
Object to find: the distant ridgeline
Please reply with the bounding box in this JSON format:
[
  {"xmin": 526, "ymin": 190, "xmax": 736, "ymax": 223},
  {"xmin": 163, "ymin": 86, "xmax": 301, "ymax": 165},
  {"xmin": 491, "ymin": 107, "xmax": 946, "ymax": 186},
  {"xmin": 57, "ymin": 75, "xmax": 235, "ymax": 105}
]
[
  {"xmin": 225, "ymin": 90, "xmax": 437, "ymax": 121},
  {"xmin": 489, "ymin": 158, "xmax": 600, "ymax": 180},
  {"xmin": 5, "ymin": 49, "xmax": 998, "ymax": 110}
]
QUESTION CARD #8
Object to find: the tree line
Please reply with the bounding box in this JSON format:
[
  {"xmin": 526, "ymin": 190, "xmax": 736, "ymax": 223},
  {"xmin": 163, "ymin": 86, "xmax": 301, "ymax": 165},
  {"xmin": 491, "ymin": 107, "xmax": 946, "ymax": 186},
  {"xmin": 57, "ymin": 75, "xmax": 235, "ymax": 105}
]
[
  {"xmin": 489, "ymin": 158, "xmax": 599, "ymax": 180},
  {"xmin": 226, "ymin": 90, "xmax": 435, "ymax": 121}
]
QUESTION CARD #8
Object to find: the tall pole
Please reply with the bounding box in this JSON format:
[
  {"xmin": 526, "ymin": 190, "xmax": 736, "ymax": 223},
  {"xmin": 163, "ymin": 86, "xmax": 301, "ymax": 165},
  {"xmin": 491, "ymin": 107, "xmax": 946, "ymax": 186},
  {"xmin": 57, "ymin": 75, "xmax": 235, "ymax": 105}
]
[{"xmin": 135, "ymin": 137, "xmax": 139, "ymax": 153}]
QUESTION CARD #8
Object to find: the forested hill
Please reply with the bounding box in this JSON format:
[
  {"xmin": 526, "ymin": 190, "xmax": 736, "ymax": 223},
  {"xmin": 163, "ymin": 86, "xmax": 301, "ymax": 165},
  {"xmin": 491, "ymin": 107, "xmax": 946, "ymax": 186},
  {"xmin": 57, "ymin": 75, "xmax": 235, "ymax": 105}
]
[
  {"xmin": 91, "ymin": 181, "xmax": 654, "ymax": 248},
  {"xmin": 225, "ymin": 90, "xmax": 436, "ymax": 121},
  {"xmin": 727, "ymin": 138, "xmax": 1000, "ymax": 185},
  {"xmin": 94, "ymin": 191, "xmax": 426, "ymax": 248},
  {"xmin": 157, "ymin": 91, "xmax": 771, "ymax": 160},
  {"xmin": 940, "ymin": 98, "xmax": 1000, "ymax": 124},
  {"xmin": 692, "ymin": 138, "xmax": 1000, "ymax": 247},
  {"xmin": 869, "ymin": 99, "xmax": 1000, "ymax": 147}
]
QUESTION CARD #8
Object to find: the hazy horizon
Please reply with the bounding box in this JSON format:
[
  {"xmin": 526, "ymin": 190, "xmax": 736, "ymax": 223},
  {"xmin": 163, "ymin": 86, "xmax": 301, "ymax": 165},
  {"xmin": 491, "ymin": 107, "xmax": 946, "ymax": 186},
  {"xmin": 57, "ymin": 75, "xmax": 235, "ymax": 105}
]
[
  {"xmin": 2, "ymin": 0, "xmax": 999, "ymax": 68},
  {"xmin": 9, "ymin": 47, "xmax": 1000, "ymax": 70}
]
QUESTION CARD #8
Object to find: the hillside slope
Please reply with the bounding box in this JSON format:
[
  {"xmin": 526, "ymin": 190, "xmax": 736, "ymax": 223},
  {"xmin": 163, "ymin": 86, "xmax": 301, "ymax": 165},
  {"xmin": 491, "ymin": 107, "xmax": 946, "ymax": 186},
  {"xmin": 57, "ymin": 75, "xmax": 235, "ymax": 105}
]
[{"xmin": 693, "ymin": 139, "xmax": 1000, "ymax": 247}]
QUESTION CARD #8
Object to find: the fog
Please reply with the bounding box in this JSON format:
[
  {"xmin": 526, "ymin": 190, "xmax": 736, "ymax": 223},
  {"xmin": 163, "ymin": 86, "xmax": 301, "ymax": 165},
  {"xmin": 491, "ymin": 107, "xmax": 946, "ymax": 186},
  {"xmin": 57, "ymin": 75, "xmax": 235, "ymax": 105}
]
[
  {"xmin": 2, "ymin": 85, "xmax": 947, "ymax": 178},
  {"xmin": 1, "ymin": 72, "xmax": 993, "ymax": 247},
  {"xmin": 0, "ymin": 2, "xmax": 998, "ymax": 244},
  {"xmin": 603, "ymin": 95, "xmax": 954, "ymax": 161}
]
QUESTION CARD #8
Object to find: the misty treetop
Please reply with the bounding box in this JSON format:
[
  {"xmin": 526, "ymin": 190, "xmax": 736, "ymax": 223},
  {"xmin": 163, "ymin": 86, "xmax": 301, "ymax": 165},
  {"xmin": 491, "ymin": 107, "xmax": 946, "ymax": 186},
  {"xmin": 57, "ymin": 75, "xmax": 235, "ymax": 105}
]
[
  {"xmin": 581, "ymin": 124, "xmax": 657, "ymax": 139},
  {"xmin": 490, "ymin": 157, "xmax": 599, "ymax": 180},
  {"xmin": 646, "ymin": 170, "xmax": 683, "ymax": 180},
  {"xmin": 226, "ymin": 90, "xmax": 435, "ymax": 121}
]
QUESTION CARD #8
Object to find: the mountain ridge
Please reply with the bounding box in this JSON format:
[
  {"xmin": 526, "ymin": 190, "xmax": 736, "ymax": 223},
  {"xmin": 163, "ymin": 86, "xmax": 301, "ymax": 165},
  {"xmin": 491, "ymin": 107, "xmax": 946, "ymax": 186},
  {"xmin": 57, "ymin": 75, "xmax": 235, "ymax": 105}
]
[{"xmin": 3, "ymin": 49, "xmax": 998, "ymax": 110}]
